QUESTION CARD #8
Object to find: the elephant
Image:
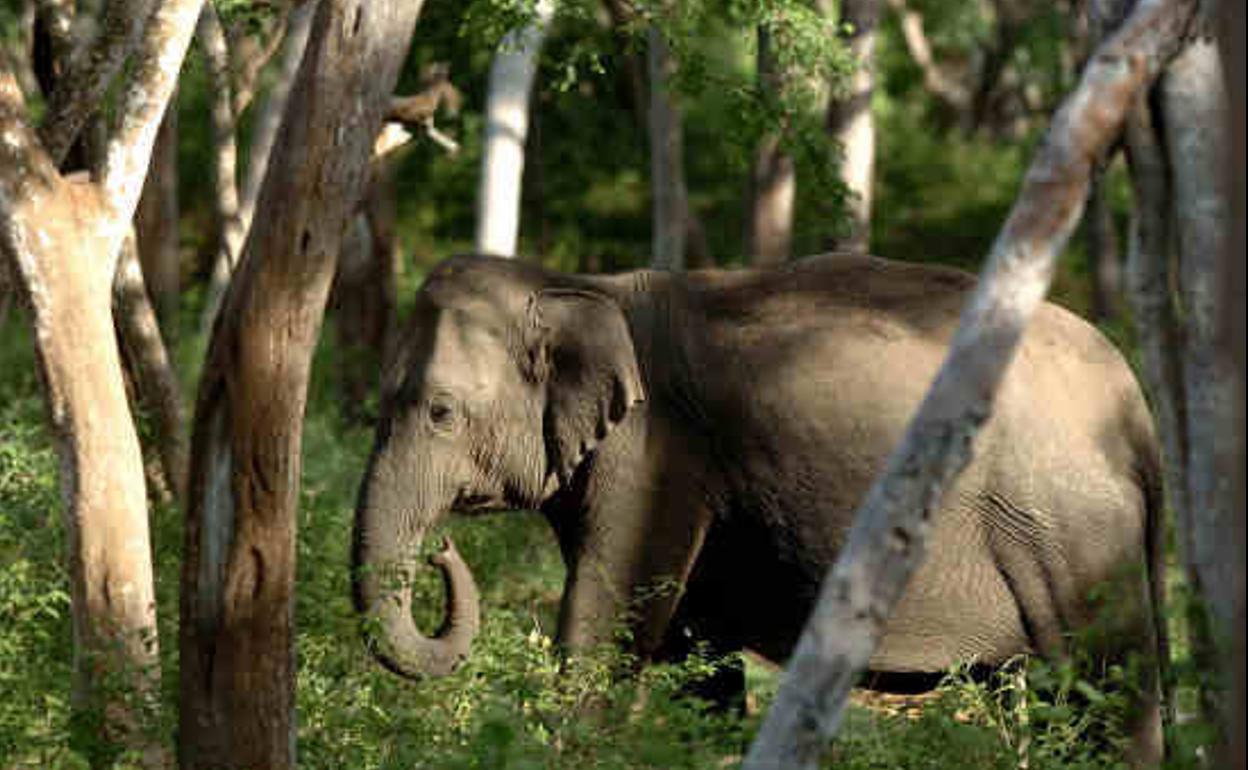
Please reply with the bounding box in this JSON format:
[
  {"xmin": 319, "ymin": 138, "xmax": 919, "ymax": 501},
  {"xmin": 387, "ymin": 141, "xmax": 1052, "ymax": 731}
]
[{"xmin": 351, "ymin": 252, "xmax": 1166, "ymax": 762}]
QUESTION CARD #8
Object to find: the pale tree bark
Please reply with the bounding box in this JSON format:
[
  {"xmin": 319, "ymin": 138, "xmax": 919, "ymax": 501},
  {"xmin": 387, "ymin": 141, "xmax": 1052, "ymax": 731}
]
[
  {"xmin": 177, "ymin": 1, "xmax": 425, "ymax": 767},
  {"xmin": 1, "ymin": 1, "xmax": 40, "ymax": 102},
  {"xmin": 0, "ymin": 0, "xmax": 203, "ymax": 764},
  {"xmin": 474, "ymin": 0, "xmax": 554, "ymax": 258},
  {"xmin": 134, "ymin": 100, "xmax": 180, "ymax": 328},
  {"xmin": 237, "ymin": 0, "xmax": 314, "ymax": 238},
  {"xmin": 884, "ymin": 0, "xmax": 972, "ymax": 114},
  {"xmin": 742, "ymin": 1, "xmax": 1195, "ymax": 766},
  {"xmin": 647, "ymin": 25, "xmax": 686, "ymax": 271},
  {"xmin": 748, "ymin": 26, "xmax": 796, "ymax": 265},
  {"xmin": 825, "ymin": 0, "xmax": 879, "ymax": 253},
  {"xmin": 197, "ymin": 2, "xmax": 244, "ymax": 338}
]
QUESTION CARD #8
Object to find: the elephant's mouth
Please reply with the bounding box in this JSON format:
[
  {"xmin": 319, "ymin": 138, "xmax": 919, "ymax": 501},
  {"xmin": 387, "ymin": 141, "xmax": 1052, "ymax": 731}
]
[{"xmin": 452, "ymin": 490, "xmax": 507, "ymax": 515}]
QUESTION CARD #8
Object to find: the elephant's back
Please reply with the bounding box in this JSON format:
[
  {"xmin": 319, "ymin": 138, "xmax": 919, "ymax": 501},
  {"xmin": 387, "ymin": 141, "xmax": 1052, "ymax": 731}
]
[{"xmin": 667, "ymin": 255, "xmax": 1159, "ymax": 672}]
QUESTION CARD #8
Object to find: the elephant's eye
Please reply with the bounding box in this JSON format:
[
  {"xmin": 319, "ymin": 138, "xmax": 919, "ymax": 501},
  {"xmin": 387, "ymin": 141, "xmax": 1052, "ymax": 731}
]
[{"xmin": 427, "ymin": 398, "xmax": 457, "ymax": 429}]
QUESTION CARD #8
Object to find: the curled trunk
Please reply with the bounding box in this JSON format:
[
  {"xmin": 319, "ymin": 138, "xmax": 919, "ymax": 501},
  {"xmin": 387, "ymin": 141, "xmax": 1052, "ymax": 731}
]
[{"xmin": 352, "ymin": 449, "xmax": 480, "ymax": 678}]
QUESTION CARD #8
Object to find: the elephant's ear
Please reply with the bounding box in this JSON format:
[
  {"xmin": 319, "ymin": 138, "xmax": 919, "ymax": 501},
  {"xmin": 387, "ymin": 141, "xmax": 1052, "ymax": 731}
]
[{"xmin": 526, "ymin": 288, "xmax": 645, "ymax": 485}]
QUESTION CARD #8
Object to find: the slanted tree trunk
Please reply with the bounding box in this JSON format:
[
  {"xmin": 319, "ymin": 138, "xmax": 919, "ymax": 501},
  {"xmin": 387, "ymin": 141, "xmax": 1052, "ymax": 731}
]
[
  {"xmin": 647, "ymin": 26, "xmax": 686, "ymax": 271},
  {"xmin": 0, "ymin": 0, "xmax": 204, "ymax": 763},
  {"xmin": 177, "ymin": 2, "xmax": 425, "ymax": 767},
  {"xmin": 748, "ymin": 26, "xmax": 796, "ymax": 265},
  {"xmin": 742, "ymin": 1, "xmax": 1195, "ymax": 766},
  {"xmin": 474, "ymin": 0, "xmax": 554, "ymax": 258},
  {"xmin": 825, "ymin": 0, "xmax": 880, "ymax": 253},
  {"xmin": 134, "ymin": 102, "xmax": 181, "ymax": 328}
]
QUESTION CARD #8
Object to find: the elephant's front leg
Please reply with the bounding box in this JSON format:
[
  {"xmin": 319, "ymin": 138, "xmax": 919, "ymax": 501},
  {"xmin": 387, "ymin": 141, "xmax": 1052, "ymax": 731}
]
[{"xmin": 553, "ymin": 413, "xmax": 713, "ymax": 662}]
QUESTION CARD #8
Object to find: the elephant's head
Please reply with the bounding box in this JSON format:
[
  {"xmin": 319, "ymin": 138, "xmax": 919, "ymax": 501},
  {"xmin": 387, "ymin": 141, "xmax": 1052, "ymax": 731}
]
[{"xmin": 352, "ymin": 256, "xmax": 644, "ymax": 678}]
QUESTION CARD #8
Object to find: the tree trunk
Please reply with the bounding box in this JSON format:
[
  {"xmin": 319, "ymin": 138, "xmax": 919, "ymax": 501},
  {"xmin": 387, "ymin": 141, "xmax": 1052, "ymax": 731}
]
[
  {"xmin": 647, "ymin": 26, "xmax": 687, "ymax": 271},
  {"xmin": 1214, "ymin": 6, "xmax": 1244, "ymax": 770},
  {"xmin": 238, "ymin": 1, "xmax": 315, "ymax": 240},
  {"xmin": 135, "ymin": 101, "xmax": 181, "ymax": 329},
  {"xmin": 474, "ymin": 0, "xmax": 554, "ymax": 258},
  {"xmin": 331, "ymin": 160, "xmax": 398, "ymax": 424},
  {"xmin": 825, "ymin": 0, "xmax": 879, "ymax": 253},
  {"xmin": 1, "ymin": 0, "xmax": 204, "ymax": 763},
  {"xmin": 177, "ymin": 2, "xmax": 424, "ymax": 767},
  {"xmin": 114, "ymin": 231, "xmax": 188, "ymax": 504},
  {"xmin": 1085, "ymin": 167, "xmax": 1122, "ymax": 322},
  {"xmin": 1158, "ymin": 28, "xmax": 1240, "ymax": 755},
  {"xmin": 197, "ymin": 2, "xmax": 245, "ymax": 338},
  {"xmin": 742, "ymin": 0, "xmax": 1195, "ymax": 766},
  {"xmin": 748, "ymin": 26, "xmax": 796, "ymax": 265}
]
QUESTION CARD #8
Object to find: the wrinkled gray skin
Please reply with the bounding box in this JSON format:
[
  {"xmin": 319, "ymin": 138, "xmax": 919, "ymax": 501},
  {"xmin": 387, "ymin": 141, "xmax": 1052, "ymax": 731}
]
[{"xmin": 352, "ymin": 253, "xmax": 1165, "ymax": 760}]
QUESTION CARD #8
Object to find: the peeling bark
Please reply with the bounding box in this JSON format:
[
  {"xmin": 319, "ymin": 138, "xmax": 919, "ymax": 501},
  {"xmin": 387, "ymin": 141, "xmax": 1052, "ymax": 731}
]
[
  {"xmin": 742, "ymin": 0, "xmax": 1195, "ymax": 765},
  {"xmin": 178, "ymin": 1, "xmax": 425, "ymax": 767}
]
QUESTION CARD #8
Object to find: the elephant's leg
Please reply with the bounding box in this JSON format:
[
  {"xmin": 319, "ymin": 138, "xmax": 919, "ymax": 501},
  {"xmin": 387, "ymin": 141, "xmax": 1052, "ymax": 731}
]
[{"xmin": 553, "ymin": 414, "xmax": 713, "ymax": 661}]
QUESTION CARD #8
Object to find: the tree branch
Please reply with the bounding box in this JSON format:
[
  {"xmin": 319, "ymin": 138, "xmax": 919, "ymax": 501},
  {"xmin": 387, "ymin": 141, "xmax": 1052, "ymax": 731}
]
[
  {"xmin": 742, "ymin": 0, "xmax": 1196, "ymax": 766},
  {"xmin": 97, "ymin": 0, "xmax": 205, "ymax": 259},
  {"xmin": 884, "ymin": 0, "xmax": 972, "ymax": 112},
  {"xmin": 37, "ymin": 0, "xmax": 156, "ymax": 166}
]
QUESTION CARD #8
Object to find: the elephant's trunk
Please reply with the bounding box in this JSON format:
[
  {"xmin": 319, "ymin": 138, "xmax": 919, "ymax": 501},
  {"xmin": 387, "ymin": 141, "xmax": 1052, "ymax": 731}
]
[{"xmin": 352, "ymin": 448, "xmax": 480, "ymax": 678}]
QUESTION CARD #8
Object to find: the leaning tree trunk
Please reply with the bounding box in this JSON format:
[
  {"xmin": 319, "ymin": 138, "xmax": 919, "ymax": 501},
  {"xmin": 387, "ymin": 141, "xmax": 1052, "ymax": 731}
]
[
  {"xmin": 177, "ymin": 2, "xmax": 425, "ymax": 768},
  {"xmin": 474, "ymin": 0, "xmax": 554, "ymax": 258},
  {"xmin": 742, "ymin": 0, "xmax": 1196, "ymax": 766},
  {"xmin": 647, "ymin": 25, "xmax": 687, "ymax": 271},
  {"xmin": 825, "ymin": 0, "xmax": 879, "ymax": 253},
  {"xmin": 1, "ymin": 0, "xmax": 204, "ymax": 763}
]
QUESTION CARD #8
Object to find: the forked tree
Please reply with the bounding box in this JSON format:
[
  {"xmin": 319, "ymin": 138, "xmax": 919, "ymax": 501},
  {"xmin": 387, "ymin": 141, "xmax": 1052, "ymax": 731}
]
[{"xmin": 0, "ymin": 0, "xmax": 204, "ymax": 763}]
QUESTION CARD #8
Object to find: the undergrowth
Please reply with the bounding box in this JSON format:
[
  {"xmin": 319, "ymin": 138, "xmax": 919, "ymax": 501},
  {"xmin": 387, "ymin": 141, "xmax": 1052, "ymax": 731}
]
[{"xmin": 0, "ymin": 310, "xmax": 1218, "ymax": 768}]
